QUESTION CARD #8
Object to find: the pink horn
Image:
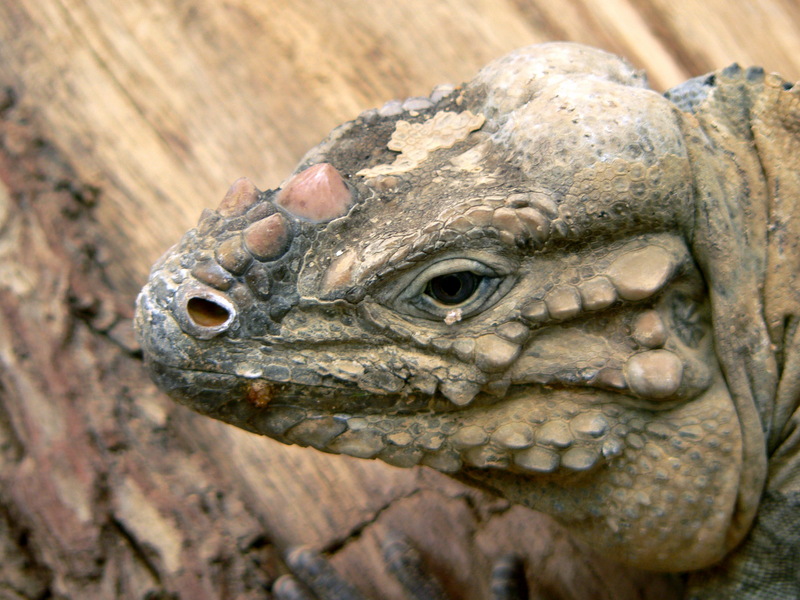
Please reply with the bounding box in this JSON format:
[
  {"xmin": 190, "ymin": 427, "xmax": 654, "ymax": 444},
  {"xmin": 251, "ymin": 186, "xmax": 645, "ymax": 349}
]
[{"xmin": 276, "ymin": 163, "xmax": 353, "ymax": 223}]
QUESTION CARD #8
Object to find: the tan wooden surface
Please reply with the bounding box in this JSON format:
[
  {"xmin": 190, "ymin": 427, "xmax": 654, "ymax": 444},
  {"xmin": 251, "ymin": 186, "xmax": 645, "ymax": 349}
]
[
  {"xmin": 4, "ymin": 0, "xmax": 799, "ymax": 296},
  {"xmin": 0, "ymin": 1, "xmax": 798, "ymax": 598}
]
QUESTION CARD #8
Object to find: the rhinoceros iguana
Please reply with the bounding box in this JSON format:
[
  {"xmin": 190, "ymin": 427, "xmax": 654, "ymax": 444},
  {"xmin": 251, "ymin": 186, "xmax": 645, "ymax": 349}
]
[{"xmin": 135, "ymin": 43, "xmax": 800, "ymax": 599}]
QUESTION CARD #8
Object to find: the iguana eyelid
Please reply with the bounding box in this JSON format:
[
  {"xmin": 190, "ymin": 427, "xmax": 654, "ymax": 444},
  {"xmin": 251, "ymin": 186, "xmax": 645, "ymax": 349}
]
[{"xmin": 387, "ymin": 256, "xmax": 513, "ymax": 320}]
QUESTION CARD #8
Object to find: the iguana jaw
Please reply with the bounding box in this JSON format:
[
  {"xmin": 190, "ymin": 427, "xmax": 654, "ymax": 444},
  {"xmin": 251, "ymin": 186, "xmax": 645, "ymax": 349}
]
[
  {"xmin": 146, "ymin": 352, "xmax": 622, "ymax": 474},
  {"xmin": 454, "ymin": 378, "xmax": 743, "ymax": 573},
  {"xmin": 144, "ymin": 351, "xmax": 742, "ymax": 572}
]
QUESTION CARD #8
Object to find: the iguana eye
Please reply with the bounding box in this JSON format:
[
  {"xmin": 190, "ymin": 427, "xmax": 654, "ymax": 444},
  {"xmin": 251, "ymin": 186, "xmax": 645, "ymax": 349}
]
[
  {"xmin": 425, "ymin": 271, "xmax": 481, "ymax": 305},
  {"xmin": 389, "ymin": 257, "xmax": 511, "ymax": 320}
]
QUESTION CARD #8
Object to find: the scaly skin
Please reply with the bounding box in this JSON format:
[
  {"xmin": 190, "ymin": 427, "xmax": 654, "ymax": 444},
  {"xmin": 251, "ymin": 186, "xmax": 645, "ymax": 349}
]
[{"xmin": 135, "ymin": 44, "xmax": 800, "ymax": 598}]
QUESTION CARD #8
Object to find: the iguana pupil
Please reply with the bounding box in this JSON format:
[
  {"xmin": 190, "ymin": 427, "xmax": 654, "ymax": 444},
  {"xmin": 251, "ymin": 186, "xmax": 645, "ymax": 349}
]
[{"xmin": 425, "ymin": 272, "xmax": 480, "ymax": 305}]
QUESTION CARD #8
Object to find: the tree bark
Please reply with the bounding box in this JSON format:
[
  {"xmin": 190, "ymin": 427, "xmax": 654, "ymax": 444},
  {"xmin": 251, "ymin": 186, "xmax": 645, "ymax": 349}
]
[{"xmin": 0, "ymin": 1, "xmax": 798, "ymax": 598}]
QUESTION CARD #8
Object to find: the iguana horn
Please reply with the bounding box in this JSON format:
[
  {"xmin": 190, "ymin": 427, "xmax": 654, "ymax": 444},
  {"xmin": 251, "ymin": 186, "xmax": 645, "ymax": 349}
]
[
  {"xmin": 276, "ymin": 163, "xmax": 353, "ymax": 223},
  {"xmin": 217, "ymin": 177, "xmax": 261, "ymax": 216}
]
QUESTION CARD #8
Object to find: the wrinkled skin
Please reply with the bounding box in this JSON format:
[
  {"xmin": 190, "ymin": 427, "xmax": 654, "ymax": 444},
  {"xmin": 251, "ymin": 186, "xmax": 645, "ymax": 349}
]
[{"xmin": 136, "ymin": 44, "xmax": 800, "ymax": 598}]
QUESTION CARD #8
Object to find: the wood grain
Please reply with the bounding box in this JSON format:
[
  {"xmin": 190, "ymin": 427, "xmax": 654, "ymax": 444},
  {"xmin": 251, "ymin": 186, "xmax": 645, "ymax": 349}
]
[
  {"xmin": 0, "ymin": 1, "xmax": 797, "ymax": 597},
  {"xmin": 3, "ymin": 0, "xmax": 798, "ymax": 296}
]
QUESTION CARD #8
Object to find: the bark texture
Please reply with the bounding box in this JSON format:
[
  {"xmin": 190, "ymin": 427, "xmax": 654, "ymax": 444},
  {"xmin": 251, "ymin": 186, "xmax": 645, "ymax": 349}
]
[{"xmin": 0, "ymin": 1, "xmax": 798, "ymax": 598}]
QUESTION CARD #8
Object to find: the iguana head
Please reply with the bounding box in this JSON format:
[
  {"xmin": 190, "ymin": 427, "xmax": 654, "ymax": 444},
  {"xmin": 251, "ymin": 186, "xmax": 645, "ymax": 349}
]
[{"xmin": 136, "ymin": 44, "xmax": 755, "ymax": 572}]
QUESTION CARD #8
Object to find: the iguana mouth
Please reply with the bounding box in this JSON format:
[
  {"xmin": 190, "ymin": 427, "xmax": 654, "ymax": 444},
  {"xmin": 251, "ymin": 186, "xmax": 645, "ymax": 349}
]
[
  {"xmin": 148, "ymin": 356, "xmax": 624, "ymax": 476},
  {"xmin": 244, "ymin": 377, "xmax": 683, "ymax": 478}
]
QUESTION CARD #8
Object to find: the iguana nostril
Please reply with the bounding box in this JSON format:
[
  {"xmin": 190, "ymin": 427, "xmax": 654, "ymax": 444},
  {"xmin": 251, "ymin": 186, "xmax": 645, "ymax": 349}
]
[
  {"xmin": 172, "ymin": 284, "xmax": 237, "ymax": 339},
  {"xmin": 187, "ymin": 297, "xmax": 231, "ymax": 328}
]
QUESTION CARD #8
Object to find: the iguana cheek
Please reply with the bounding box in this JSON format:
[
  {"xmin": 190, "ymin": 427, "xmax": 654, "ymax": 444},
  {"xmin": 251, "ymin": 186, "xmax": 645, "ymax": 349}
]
[
  {"xmin": 630, "ymin": 309, "xmax": 667, "ymax": 346},
  {"xmin": 458, "ymin": 378, "xmax": 742, "ymax": 572},
  {"xmin": 520, "ymin": 244, "xmax": 678, "ymax": 325},
  {"xmin": 606, "ymin": 245, "xmax": 676, "ymax": 301},
  {"xmin": 624, "ymin": 349, "xmax": 683, "ymax": 398},
  {"xmin": 510, "ymin": 284, "xmax": 713, "ymax": 404}
]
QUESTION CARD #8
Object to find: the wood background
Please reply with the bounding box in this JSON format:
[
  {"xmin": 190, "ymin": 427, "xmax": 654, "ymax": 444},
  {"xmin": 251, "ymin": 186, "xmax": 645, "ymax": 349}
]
[{"xmin": 0, "ymin": 1, "xmax": 798, "ymax": 598}]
